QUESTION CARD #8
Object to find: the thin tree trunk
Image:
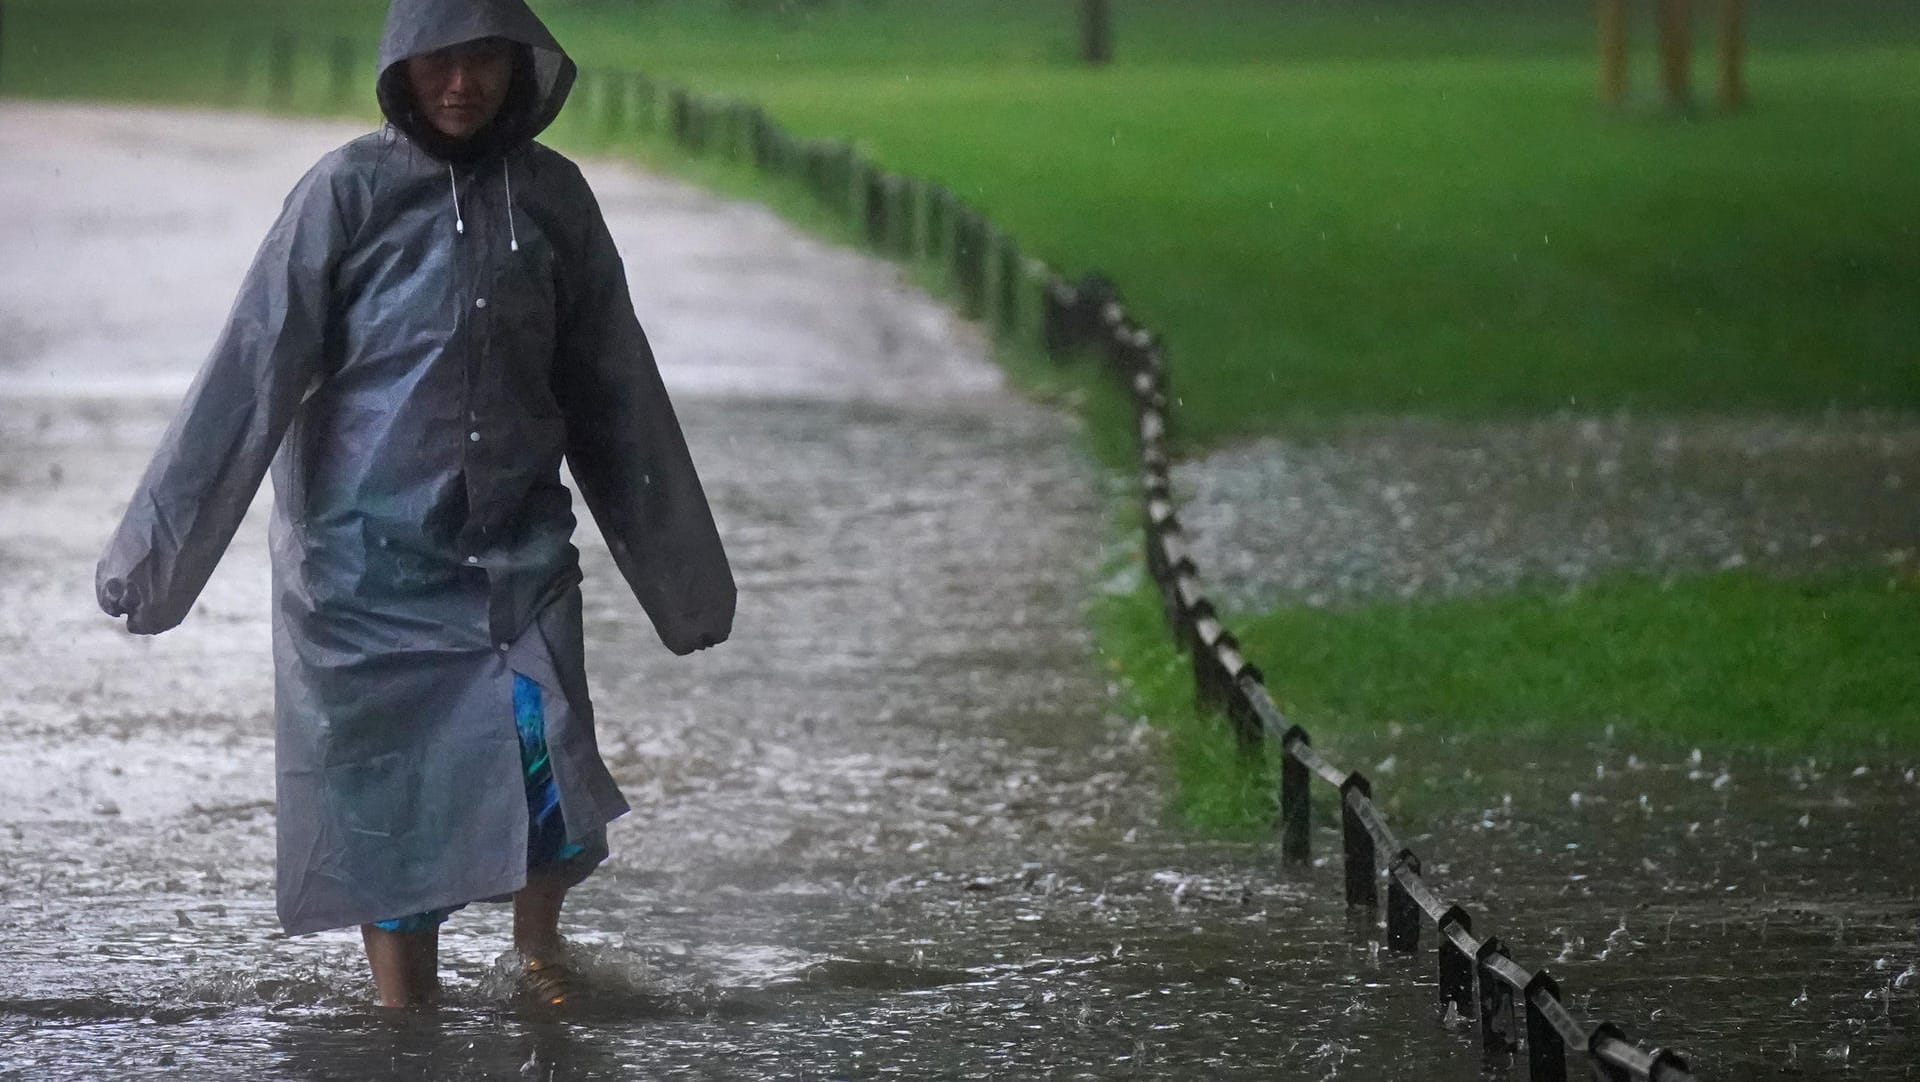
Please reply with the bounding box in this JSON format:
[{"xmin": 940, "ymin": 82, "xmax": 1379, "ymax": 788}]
[
  {"xmin": 1658, "ymin": 0, "xmax": 1693, "ymax": 111},
  {"xmin": 1597, "ymin": 0, "xmax": 1629, "ymax": 107},
  {"xmin": 1080, "ymin": 0, "xmax": 1112, "ymax": 67},
  {"xmin": 1719, "ymin": 0, "xmax": 1746, "ymax": 111}
]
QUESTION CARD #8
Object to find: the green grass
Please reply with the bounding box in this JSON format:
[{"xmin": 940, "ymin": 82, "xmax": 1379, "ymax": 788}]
[
  {"xmin": 8, "ymin": 0, "xmax": 1916, "ymax": 820},
  {"xmin": 1103, "ymin": 564, "xmax": 1920, "ymax": 827},
  {"xmin": 6, "ymin": 1, "xmax": 1917, "ymax": 445},
  {"xmin": 568, "ymin": 1, "xmax": 1920, "ymax": 447}
]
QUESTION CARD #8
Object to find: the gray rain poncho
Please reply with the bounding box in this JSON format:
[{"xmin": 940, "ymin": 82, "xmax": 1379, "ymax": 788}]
[{"xmin": 95, "ymin": 0, "xmax": 734, "ymax": 934}]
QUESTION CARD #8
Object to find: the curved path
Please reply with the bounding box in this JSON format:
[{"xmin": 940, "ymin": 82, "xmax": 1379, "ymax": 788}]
[{"xmin": 3, "ymin": 104, "xmax": 1917, "ymax": 1079}]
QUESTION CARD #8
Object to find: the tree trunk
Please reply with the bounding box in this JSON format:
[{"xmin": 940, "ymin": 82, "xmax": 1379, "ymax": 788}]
[
  {"xmin": 1080, "ymin": 0, "xmax": 1112, "ymax": 67},
  {"xmin": 1658, "ymin": 0, "xmax": 1693, "ymax": 111},
  {"xmin": 1719, "ymin": 0, "xmax": 1746, "ymax": 111},
  {"xmin": 1597, "ymin": 0, "xmax": 1629, "ymax": 107}
]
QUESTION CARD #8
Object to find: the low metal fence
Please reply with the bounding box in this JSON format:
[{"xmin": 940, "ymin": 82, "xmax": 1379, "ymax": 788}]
[{"xmin": 195, "ymin": 30, "xmax": 1703, "ymax": 1081}]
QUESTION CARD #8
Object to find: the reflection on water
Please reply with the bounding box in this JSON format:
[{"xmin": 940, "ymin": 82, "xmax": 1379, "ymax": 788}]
[
  {"xmin": 3, "ymin": 102, "xmax": 1917, "ymax": 1075},
  {"xmin": 5, "ymin": 395, "xmax": 1920, "ymax": 1079}
]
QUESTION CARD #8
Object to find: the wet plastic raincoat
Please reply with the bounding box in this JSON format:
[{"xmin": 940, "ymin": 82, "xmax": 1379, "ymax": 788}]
[{"xmin": 95, "ymin": 0, "xmax": 734, "ymax": 934}]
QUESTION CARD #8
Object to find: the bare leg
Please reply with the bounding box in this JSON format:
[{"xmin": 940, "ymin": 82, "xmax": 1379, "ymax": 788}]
[
  {"xmin": 512, "ymin": 865, "xmax": 572, "ymax": 962},
  {"xmin": 359, "ymin": 924, "xmax": 441, "ymax": 1009},
  {"xmin": 513, "ymin": 866, "xmax": 578, "ymax": 1006}
]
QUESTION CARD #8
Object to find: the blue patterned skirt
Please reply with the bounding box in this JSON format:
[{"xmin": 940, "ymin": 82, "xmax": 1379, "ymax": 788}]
[{"xmin": 372, "ymin": 673, "xmax": 607, "ymax": 932}]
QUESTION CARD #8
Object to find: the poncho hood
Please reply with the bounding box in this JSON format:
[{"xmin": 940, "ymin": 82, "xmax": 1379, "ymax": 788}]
[{"xmin": 375, "ymin": 0, "xmax": 576, "ymax": 162}]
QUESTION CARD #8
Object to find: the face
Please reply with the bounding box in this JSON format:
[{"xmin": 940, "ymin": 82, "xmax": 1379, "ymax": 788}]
[{"xmin": 405, "ymin": 38, "xmax": 515, "ymax": 142}]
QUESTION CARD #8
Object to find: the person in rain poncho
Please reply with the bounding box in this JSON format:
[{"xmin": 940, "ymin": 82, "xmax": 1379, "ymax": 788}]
[{"xmin": 95, "ymin": 0, "xmax": 734, "ymax": 1008}]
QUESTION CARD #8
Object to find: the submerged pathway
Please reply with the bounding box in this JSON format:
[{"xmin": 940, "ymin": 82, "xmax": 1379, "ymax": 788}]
[{"xmin": 2, "ymin": 104, "xmax": 1917, "ymax": 1080}]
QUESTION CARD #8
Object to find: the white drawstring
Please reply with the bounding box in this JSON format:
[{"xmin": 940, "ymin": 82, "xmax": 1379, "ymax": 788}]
[
  {"xmin": 446, "ymin": 164, "xmax": 465, "ymax": 236},
  {"xmin": 503, "ymin": 159, "xmax": 519, "ymax": 252}
]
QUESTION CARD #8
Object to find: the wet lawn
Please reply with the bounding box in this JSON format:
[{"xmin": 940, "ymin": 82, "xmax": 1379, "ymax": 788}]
[
  {"xmin": 7, "ymin": 0, "xmax": 1914, "ymax": 793},
  {"xmin": 5, "ymin": 1, "xmax": 1918, "ymax": 444},
  {"xmin": 1100, "ymin": 565, "xmax": 1920, "ymax": 829}
]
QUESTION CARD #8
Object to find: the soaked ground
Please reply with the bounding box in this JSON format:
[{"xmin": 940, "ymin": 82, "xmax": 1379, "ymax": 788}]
[
  {"xmin": 1177, "ymin": 415, "xmax": 1920, "ymax": 610},
  {"xmin": 3, "ymin": 104, "xmax": 1918, "ymax": 1079}
]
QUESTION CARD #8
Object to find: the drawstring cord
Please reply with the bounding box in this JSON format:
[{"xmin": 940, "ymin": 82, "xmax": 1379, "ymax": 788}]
[
  {"xmin": 503, "ymin": 159, "xmax": 519, "ymax": 252},
  {"xmin": 446, "ymin": 163, "xmax": 465, "ymax": 235},
  {"xmin": 447, "ymin": 159, "xmax": 518, "ymax": 253}
]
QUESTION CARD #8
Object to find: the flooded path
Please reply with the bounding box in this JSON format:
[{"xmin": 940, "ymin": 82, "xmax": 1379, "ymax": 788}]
[{"xmin": 3, "ymin": 104, "xmax": 1918, "ymax": 1079}]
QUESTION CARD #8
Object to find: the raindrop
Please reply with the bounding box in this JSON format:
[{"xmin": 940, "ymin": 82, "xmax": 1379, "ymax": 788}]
[{"xmin": 1791, "ymin": 988, "xmax": 1810, "ymax": 1008}]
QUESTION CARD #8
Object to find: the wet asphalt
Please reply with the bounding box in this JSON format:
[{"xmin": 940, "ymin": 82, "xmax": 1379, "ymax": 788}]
[{"xmin": 2, "ymin": 103, "xmax": 1918, "ymax": 1079}]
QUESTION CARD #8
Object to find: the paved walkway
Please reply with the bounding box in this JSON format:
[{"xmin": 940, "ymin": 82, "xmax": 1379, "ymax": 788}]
[{"xmin": 3, "ymin": 103, "xmax": 1917, "ymax": 1080}]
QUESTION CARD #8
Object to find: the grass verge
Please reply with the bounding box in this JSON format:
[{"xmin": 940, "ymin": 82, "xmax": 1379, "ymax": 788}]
[{"xmin": 1101, "ymin": 562, "xmax": 1920, "ymax": 829}]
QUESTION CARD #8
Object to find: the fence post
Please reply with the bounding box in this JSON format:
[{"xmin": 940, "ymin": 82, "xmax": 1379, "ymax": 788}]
[
  {"xmin": 633, "ymin": 73, "xmax": 657, "ymax": 133},
  {"xmin": 952, "ymin": 209, "xmax": 986, "ymax": 319},
  {"xmin": 996, "ymin": 234, "xmax": 1023, "ymax": 338},
  {"xmin": 1437, "ymin": 906, "xmax": 1475, "ymax": 1017},
  {"xmin": 892, "ymin": 176, "xmax": 918, "ymax": 257},
  {"xmin": 225, "ymin": 30, "xmax": 253, "ymax": 104},
  {"xmin": 1280, "ymin": 726, "xmax": 1310, "ymax": 864},
  {"xmin": 856, "ymin": 164, "xmax": 885, "ymax": 246},
  {"xmin": 1222, "ymin": 659, "xmax": 1266, "ymax": 753},
  {"xmin": 1475, "ymin": 937, "xmax": 1519, "ymax": 1058},
  {"xmin": 603, "ymin": 71, "xmax": 628, "ymax": 137},
  {"xmin": 1587, "ymin": 1023, "xmax": 1635, "ymax": 1082},
  {"xmin": 923, "ymin": 184, "xmax": 950, "ymax": 264},
  {"xmin": 1187, "ymin": 604, "xmax": 1225, "ymax": 710},
  {"xmin": 1340, "ymin": 772, "xmax": 1377, "ymax": 909},
  {"xmin": 668, "ymin": 86, "xmax": 690, "ymax": 147},
  {"xmin": 329, "ymin": 36, "xmax": 356, "ymax": 110},
  {"xmin": 1386, "ymin": 849, "xmax": 1421, "ymax": 953},
  {"xmin": 267, "ymin": 30, "xmax": 296, "ymax": 108},
  {"xmin": 1523, "ymin": 970, "xmax": 1570, "ymax": 1082},
  {"xmin": 690, "ymin": 96, "xmax": 712, "ymax": 153},
  {"xmin": 1647, "ymin": 1048, "xmax": 1692, "ymax": 1080}
]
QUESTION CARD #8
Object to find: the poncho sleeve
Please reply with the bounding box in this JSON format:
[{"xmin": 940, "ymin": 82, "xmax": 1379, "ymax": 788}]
[
  {"xmin": 95, "ymin": 159, "xmax": 347, "ymax": 634},
  {"xmin": 552, "ymin": 169, "xmax": 735, "ymax": 656}
]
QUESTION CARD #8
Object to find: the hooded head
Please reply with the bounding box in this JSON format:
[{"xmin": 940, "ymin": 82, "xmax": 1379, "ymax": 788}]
[{"xmin": 376, "ymin": 0, "xmax": 576, "ymax": 162}]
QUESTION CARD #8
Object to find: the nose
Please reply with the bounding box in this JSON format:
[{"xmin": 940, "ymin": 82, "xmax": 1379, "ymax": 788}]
[{"xmin": 445, "ymin": 64, "xmax": 471, "ymax": 93}]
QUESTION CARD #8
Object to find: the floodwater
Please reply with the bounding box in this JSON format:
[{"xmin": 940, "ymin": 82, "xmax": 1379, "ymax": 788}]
[{"xmin": 2, "ymin": 104, "xmax": 1918, "ymax": 1079}]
